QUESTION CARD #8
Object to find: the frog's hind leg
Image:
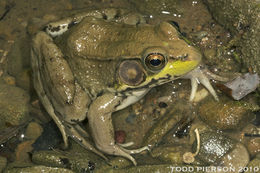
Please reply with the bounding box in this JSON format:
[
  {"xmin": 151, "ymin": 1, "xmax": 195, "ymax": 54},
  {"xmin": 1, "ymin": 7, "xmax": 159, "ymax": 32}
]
[
  {"xmin": 65, "ymin": 123, "xmax": 107, "ymax": 160},
  {"xmin": 31, "ymin": 32, "xmax": 105, "ymax": 160},
  {"xmin": 87, "ymin": 93, "xmax": 149, "ymax": 166},
  {"xmin": 31, "ymin": 34, "xmax": 69, "ymax": 148}
]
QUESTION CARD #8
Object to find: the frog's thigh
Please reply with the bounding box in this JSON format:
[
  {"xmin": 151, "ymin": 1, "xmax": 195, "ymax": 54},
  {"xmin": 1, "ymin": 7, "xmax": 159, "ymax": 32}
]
[
  {"xmin": 32, "ymin": 32, "xmax": 89, "ymax": 146},
  {"xmin": 87, "ymin": 93, "xmax": 139, "ymax": 165},
  {"xmin": 32, "ymin": 31, "xmax": 75, "ymax": 105},
  {"xmin": 31, "ymin": 31, "xmax": 73, "ymax": 147}
]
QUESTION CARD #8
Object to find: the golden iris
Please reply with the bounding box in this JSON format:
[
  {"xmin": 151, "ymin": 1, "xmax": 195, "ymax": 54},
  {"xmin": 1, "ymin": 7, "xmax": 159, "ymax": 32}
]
[{"xmin": 144, "ymin": 53, "xmax": 166, "ymax": 72}]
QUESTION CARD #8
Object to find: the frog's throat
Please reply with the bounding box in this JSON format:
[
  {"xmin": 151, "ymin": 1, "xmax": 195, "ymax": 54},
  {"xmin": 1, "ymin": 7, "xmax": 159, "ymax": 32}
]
[{"xmin": 116, "ymin": 59, "xmax": 200, "ymax": 91}]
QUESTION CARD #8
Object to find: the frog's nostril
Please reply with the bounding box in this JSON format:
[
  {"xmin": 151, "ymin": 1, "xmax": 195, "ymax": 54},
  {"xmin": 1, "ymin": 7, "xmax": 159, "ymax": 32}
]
[
  {"xmin": 181, "ymin": 54, "xmax": 188, "ymax": 61},
  {"xmin": 176, "ymin": 54, "xmax": 188, "ymax": 61}
]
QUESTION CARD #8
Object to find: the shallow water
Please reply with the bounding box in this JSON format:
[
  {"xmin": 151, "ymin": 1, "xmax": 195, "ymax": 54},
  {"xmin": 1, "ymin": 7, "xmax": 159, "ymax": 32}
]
[{"xmin": 0, "ymin": 0, "xmax": 259, "ymax": 172}]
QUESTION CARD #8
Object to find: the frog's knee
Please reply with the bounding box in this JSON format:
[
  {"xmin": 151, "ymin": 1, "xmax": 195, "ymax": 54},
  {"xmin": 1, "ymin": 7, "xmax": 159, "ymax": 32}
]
[{"xmin": 64, "ymin": 82, "xmax": 91, "ymax": 124}]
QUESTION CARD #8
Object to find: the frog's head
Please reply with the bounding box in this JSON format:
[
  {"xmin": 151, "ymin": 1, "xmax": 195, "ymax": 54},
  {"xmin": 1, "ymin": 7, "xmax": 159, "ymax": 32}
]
[{"xmin": 116, "ymin": 21, "xmax": 202, "ymax": 91}]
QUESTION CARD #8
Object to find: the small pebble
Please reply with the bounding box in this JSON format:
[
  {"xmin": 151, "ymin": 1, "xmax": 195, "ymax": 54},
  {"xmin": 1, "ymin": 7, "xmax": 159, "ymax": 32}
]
[
  {"xmin": 25, "ymin": 122, "xmax": 43, "ymax": 140},
  {"xmin": 247, "ymin": 138, "xmax": 260, "ymax": 157},
  {"xmin": 115, "ymin": 130, "xmax": 126, "ymax": 144},
  {"xmin": 15, "ymin": 140, "xmax": 34, "ymax": 162},
  {"xmin": 3, "ymin": 75, "xmax": 16, "ymax": 85},
  {"xmin": 192, "ymin": 31, "xmax": 208, "ymax": 40},
  {"xmin": 204, "ymin": 48, "xmax": 216, "ymax": 61},
  {"xmin": 158, "ymin": 102, "xmax": 168, "ymax": 108},
  {"xmin": 125, "ymin": 113, "xmax": 136, "ymax": 124}
]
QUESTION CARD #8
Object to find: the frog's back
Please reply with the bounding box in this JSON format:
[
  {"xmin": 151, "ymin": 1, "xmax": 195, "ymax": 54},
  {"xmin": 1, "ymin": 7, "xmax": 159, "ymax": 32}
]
[
  {"xmin": 52, "ymin": 17, "xmax": 162, "ymax": 96},
  {"xmin": 55, "ymin": 16, "xmax": 166, "ymax": 60}
]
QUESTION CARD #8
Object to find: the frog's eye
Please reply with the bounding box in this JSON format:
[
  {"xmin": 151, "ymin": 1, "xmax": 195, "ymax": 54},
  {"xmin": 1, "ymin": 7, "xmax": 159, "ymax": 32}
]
[{"xmin": 144, "ymin": 53, "xmax": 166, "ymax": 72}]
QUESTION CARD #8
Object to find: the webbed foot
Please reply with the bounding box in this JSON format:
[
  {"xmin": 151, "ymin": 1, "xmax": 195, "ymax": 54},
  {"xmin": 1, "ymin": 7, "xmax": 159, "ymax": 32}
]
[{"xmin": 96, "ymin": 142, "xmax": 149, "ymax": 166}]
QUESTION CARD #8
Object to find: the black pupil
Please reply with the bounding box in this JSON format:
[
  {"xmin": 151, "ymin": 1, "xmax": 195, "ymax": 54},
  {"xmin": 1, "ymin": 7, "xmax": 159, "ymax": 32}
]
[{"xmin": 150, "ymin": 58, "xmax": 161, "ymax": 66}]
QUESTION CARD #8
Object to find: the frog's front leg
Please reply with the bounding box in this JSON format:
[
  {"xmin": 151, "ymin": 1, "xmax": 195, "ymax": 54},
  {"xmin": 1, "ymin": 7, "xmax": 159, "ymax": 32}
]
[
  {"xmin": 87, "ymin": 93, "xmax": 149, "ymax": 165},
  {"xmin": 183, "ymin": 65, "xmax": 229, "ymax": 101}
]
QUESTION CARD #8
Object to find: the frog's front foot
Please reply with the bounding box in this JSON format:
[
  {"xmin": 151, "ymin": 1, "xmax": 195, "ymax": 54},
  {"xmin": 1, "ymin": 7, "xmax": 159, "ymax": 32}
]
[{"xmin": 183, "ymin": 65, "xmax": 229, "ymax": 101}]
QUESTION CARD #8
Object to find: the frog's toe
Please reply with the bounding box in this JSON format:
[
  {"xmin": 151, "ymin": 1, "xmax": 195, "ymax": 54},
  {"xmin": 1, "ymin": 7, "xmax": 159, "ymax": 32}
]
[
  {"xmin": 121, "ymin": 145, "xmax": 150, "ymax": 154},
  {"xmin": 96, "ymin": 142, "xmax": 149, "ymax": 165},
  {"xmin": 184, "ymin": 66, "xmax": 220, "ymax": 101},
  {"xmin": 118, "ymin": 142, "xmax": 150, "ymax": 154},
  {"xmin": 189, "ymin": 77, "xmax": 199, "ymax": 101},
  {"xmin": 97, "ymin": 143, "xmax": 138, "ymax": 165},
  {"xmin": 198, "ymin": 75, "xmax": 218, "ymax": 101},
  {"xmin": 189, "ymin": 72, "xmax": 219, "ymax": 101},
  {"xmin": 118, "ymin": 141, "xmax": 134, "ymax": 147}
]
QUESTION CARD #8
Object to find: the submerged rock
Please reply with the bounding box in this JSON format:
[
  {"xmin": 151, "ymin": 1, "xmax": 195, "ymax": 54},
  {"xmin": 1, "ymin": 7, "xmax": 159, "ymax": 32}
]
[
  {"xmin": 247, "ymin": 138, "xmax": 260, "ymax": 157},
  {"xmin": 142, "ymin": 100, "xmax": 193, "ymax": 149},
  {"xmin": 5, "ymin": 165, "xmax": 73, "ymax": 173},
  {"xmin": 0, "ymin": 156, "xmax": 7, "ymax": 172},
  {"xmin": 219, "ymin": 143, "xmax": 249, "ymax": 173},
  {"xmin": 32, "ymin": 121, "xmax": 63, "ymax": 151},
  {"xmin": 194, "ymin": 131, "xmax": 235, "ymax": 164},
  {"xmin": 198, "ymin": 97, "xmax": 255, "ymax": 130},
  {"xmin": 247, "ymin": 157, "xmax": 260, "ymax": 173},
  {"xmin": 97, "ymin": 164, "xmax": 203, "ymax": 173},
  {"xmin": 32, "ymin": 141, "xmax": 105, "ymax": 172},
  {"xmin": 151, "ymin": 145, "xmax": 190, "ymax": 164},
  {"xmin": 0, "ymin": 81, "xmax": 30, "ymax": 131},
  {"xmin": 193, "ymin": 130, "xmax": 250, "ymax": 172},
  {"xmin": 114, "ymin": 130, "xmax": 126, "ymax": 144}
]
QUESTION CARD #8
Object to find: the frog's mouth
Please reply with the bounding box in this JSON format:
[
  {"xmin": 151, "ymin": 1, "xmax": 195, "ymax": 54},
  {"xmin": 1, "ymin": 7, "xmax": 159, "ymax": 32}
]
[
  {"xmin": 142, "ymin": 48, "xmax": 202, "ymax": 84},
  {"xmin": 145, "ymin": 59, "xmax": 200, "ymax": 85}
]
